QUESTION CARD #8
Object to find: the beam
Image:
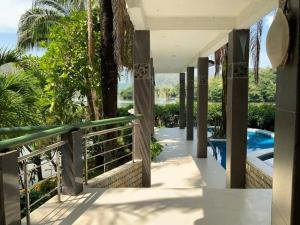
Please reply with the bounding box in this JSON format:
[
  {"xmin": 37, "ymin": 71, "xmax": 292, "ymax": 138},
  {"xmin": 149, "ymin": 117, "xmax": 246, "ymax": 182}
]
[
  {"xmin": 182, "ymin": 32, "xmax": 228, "ymax": 72},
  {"xmin": 148, "ymin": 17, "xmax": 236, "ymax": 30},
  {"xmin": 236, "ymin": 0, "xmax": 277, "ymax": 29}
]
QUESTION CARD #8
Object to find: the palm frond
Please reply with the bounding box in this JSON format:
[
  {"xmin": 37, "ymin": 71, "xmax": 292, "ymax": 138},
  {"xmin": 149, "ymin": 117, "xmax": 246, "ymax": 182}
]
[
  {"xmin": 111, "ymin": 0, "xmax": 134, "ymax": 70},
  {"xmin": 18, "ymin": 0, "xmax": 83, "ymax": 49},
  {"xmin": 0, "ymin": 48, "xmax": 21, "ymax": 66},
  {"xmin": 18, "ymin": 8, "xmax": 63, "ymax": 49},
  {"xmin": 0, "ymin": 73, "xmax": 40, "ymax": 127},
  {"xmin": 214, "ymin": 49, "xmax": 222, "ymax": 76},
  {"xmin": 214, "ymin": 45, "xmax": 227, "ymax": 77},
  {"xmin": 33, "ymin": 0, "xmax": 70, "ymax": 15}
]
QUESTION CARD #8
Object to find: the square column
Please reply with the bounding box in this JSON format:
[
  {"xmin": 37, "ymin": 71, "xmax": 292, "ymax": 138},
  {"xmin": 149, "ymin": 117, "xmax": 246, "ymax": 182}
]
[
  {"xmin": 197, "ymin": 57, "xmax": 208, "ymax": 158},
  {"xmin": 186, "ymin": 67, "xmax": 194, "ymax": 140},
  {"xmin": 0, "ymin": 150, "xmax": 21, "ymax": 225},
  {"xmin": 272, "ymin": 1, "xmax": 300, "ymax": 224},
  {"xmin": 226, "ymin": 29, "xmax": 249, "ymax": 188},
  {"xmin": 179, "ymin": 73, "xmax": 186, "ymax": 129},
  {"xmin": 133, "ymin": 30, "xmax": 151, "ymax": 187}
]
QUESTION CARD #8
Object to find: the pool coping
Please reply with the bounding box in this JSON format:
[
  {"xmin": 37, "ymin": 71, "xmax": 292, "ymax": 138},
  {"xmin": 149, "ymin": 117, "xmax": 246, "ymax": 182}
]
[{"xmin": 247, "ymin": 148, "xmax": 273, "ymax": 179}]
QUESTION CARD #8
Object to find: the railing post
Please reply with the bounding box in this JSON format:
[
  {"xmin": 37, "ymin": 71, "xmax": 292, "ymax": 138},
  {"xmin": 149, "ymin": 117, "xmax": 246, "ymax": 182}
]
[
  {"xmin": 0, "ymin": 150, "xmax": 21, "ymax": 225},
  {"xmin": 61, "ymin": 130, "xmax": 83, "ymax": 195}
]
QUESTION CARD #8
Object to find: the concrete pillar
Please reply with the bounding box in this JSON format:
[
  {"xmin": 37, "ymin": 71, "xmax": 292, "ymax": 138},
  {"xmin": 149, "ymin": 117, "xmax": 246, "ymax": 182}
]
[
  {"xmin": 197, "ymin": 57, "xmax": 208, "ymax": 158},
  {"xmin": 133, "ymin": 30, "xmax": 151, "ymax": 187},
  {"xmin": 186, "ymin": 67, "xmax": 194, "ymax": 140},
  {"xmin": 61, "ymin": 130, "xmax": 83, "ymax": 195},
  {"xmin": 226, "ymin": 29, "xmax": 249, "ymax": 188},
  {"xmin": 0, "ymin": 150, "xmax": 21, "ymax": 225},
  {"xmin": 150, "ymin": 58, "xmax": 155, "ymax": 136},
  {"xmin": 272, "ymin": 1, "xmax": 300, "ymax": 224},
  {"xmin": 179, "ymin": 72, "xmax": 186, "ymax": 129}
]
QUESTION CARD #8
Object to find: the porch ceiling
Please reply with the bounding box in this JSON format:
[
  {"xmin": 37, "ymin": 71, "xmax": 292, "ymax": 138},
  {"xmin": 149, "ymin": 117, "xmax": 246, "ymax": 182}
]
[{"xmin": 126, "ymin": 0, "xmax": 278, "ymax": 73}]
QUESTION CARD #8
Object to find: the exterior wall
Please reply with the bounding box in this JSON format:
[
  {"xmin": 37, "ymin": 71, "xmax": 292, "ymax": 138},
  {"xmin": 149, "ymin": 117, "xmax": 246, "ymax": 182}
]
[
  {"xmin": 246, "ymin": 150, "xmax": 273, "ymax": 189},
  {"xmin": 87, "ymin": 160, "xmax": 143, "ymax": 188}
]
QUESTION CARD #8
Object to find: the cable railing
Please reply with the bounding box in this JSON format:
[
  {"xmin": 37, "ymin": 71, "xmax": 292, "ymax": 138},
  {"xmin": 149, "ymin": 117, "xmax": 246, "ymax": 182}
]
[
  {"xmin": 82, "ymin": 123, "xmax": 137, "ymax": 184},
  {"xmin": 0, "ymin": 114, "xmax": 142, "ymax": 225},
  {"xmin": 18, "ymin": 141, "xmax": 66, "ymax": 225}
]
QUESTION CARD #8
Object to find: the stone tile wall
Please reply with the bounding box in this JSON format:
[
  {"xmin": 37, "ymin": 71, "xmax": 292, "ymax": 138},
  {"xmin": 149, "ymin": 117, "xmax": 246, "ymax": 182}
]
[
  {"xmin": 87, "ymin": 160, "xmax": 143, "ymax": 188},
  {"xmin": 246, "ymin": 160, "xmax": 272, "ymax": 188}
]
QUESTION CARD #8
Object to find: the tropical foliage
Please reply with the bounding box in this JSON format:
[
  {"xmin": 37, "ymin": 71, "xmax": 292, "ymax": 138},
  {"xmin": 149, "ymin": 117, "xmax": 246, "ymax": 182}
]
[
  {"xmin": 18, "ymin": 0, "xmax": 85, "ymax": 49},
  {"xmin": 0, "ymin": 48, "xmax": 21, "ymax": 66},
  {"xmin": 0, "ymin": 72, "xmax": 41, "ymax": 127},
  {"xmin": 209, "ymin": 69, "xmax": 276, "ymax": 103},
  {"xmin": 38, "ymin": 11, "xmax": 101, "ymax": 124}
]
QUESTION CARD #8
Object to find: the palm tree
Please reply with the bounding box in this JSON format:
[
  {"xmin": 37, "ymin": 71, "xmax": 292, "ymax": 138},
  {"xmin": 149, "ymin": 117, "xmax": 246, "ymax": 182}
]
[
  {"xmin": 18, "ymin": 0, "xmax": 84, "ymax": 49},
  {"xmin": 18, "ymin": 0, "xmax": 101, "ymax": 121},
  {"xmin": 86, "ymin": 0, "xmax": 99, "ymax": 120},
  {"xmin": 250, "ymin": 19, "xmax": 263, "ymax": 83},
  {"xmin": 100, "ymin": 0, "xmax": 133, "ymax": 119},
  {"xmin": 214, "ymin": 44, "xmax": 228, "ymax": 138}
]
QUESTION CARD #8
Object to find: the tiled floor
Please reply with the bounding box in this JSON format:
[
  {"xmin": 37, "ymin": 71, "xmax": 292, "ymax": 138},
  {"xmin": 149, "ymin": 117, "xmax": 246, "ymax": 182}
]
[
  {"xmin": 152, "ymin": 128, "xmax": 226, "ymax": 188},
  {"xmin": 24, "ymin": 128, "xmax": 272, "ymax": 225},
  {"xmin": 26, "ymin": 188, "xmax": 272, "ymax": 225}
]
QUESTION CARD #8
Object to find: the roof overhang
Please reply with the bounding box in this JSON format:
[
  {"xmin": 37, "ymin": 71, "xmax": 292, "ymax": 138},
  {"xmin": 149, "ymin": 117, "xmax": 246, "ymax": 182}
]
[{"xmin": 126, "ymin": 0, "xmax": 278, "ymax": 73}]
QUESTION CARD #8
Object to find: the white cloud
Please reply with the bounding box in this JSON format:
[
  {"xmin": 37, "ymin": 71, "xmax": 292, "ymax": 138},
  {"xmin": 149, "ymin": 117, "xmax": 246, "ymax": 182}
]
[{"xmin": 0, "ymin": 0, "xmax": 32, "ymax": 32}]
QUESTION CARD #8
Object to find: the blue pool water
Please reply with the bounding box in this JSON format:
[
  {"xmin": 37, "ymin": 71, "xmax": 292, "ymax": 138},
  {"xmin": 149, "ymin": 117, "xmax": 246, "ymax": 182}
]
[{"xmin": 209, "ymin": 129, "xmax": 275, "ymax": 169}]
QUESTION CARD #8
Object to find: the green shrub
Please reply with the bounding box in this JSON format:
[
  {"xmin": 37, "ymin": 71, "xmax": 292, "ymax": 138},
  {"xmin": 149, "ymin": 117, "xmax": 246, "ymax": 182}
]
[
  {"xmin": 118, "ymin": 102, "xmax": 275, "ymax": 131},
  {"xmin": 117, "ymin": 104, "xmax": 133, "ymax": 117},
  {"xmin": 150, "ymin": 137, "xmax": 163, "ymax": 160},
  {"xmin": 154, "ymin": 104, "xmax": 179, "ymax": 127},
  {"xmin": 248, "ymin": 103, "xmax": 275, "ymax": 131}
]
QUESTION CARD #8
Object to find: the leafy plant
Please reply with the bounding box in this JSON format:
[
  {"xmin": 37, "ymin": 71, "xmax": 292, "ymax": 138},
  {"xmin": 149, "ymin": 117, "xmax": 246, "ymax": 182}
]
[
  {"xmin": 150, "ymin": 137, "xmax": 163, "ymax": 160},
  {"xmin": 0, "ymin": 72, "xmax": 41, "ymax": 127}
]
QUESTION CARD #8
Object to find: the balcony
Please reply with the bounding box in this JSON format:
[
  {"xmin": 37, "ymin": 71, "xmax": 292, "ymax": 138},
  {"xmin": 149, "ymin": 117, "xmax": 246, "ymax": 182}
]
[{"xmin": 7, "ymin": 127, "xmax": 271, "ymax": 225}]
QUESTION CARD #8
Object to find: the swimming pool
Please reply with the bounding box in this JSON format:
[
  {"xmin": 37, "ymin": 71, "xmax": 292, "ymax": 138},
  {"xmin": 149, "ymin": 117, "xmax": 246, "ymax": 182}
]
[{"xmin": 209, "ymin": 128, "xmax": 275, "ymax": 169}]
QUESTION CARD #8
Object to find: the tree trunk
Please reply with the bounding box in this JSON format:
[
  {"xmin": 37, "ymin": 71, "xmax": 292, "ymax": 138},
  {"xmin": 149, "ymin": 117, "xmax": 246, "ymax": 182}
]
[
  {"xmin": 87, "ymin": 0, "xmax": 99, "ymax": 121},
  {"xmin": 101, "ymin": 0, "xmax": 118, "ymax": 119},
  {"xmin": 220, "ymin": 45, "xmax": 228, "ymax": 138},
  {"xmin": 99, "ymin": 0, "xmax": 119, "ymax": 170}
]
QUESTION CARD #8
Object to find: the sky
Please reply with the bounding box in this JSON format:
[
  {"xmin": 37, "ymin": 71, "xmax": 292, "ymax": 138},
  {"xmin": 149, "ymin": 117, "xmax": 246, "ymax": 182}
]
[{"xmin": 0, "ymin": 0, "xmax": 274, "ymax": 68}]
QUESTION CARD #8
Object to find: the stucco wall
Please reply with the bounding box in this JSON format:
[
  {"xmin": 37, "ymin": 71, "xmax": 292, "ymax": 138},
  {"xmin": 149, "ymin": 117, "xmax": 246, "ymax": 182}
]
[{"xmin": 87, "ymin": 160, "xmax": 143, "ymax": 188}]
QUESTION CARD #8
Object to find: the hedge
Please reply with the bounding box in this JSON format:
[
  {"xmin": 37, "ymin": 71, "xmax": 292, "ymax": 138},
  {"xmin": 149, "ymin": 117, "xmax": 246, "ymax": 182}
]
[{"xmin": 118, "ymin": 103, "xmax": 275, "ymax": 131}]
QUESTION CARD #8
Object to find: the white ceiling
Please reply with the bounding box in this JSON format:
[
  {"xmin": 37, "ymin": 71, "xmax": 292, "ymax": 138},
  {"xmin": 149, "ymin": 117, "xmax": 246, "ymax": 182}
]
[{"xmin": 126, "ymin": 0, "xmax": 278, "ymax": 73}]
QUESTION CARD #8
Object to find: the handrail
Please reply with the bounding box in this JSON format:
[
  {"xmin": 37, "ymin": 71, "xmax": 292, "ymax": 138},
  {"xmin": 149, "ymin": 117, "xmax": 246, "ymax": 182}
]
[
  {"xmin": 0, "ymin": 125, "xmax": 59, "ymax": 136},
  {"xmin": 0, "ymin": 114, "xmax": 143, "ymax": 135},
  {"xmin": 0, "ymin": 114, "xmax": 142, "ymax": 152}
]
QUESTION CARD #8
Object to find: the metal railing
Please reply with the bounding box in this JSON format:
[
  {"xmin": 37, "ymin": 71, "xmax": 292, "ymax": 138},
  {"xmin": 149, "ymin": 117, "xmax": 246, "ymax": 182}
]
[
  {"xmin": 0, "ymin": 115, "xmax": 142, "ymax": 225},
  {"xmin": 82, "ymin": 123, "xmax": 137, "ymax": 184},
  {"xmin": 18, "ymin": 141, "xmax": 66, "ymax": 225}
]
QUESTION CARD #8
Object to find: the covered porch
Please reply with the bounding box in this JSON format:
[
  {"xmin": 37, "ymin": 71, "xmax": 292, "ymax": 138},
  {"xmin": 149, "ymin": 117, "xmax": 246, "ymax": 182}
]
[
  {"xmin": 1, "ymin": 0, "xmax": 300, "ymax": 224},
  {"xmin": 22, "ymin": 128, "xmax": 272, "ymax": 225}
]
